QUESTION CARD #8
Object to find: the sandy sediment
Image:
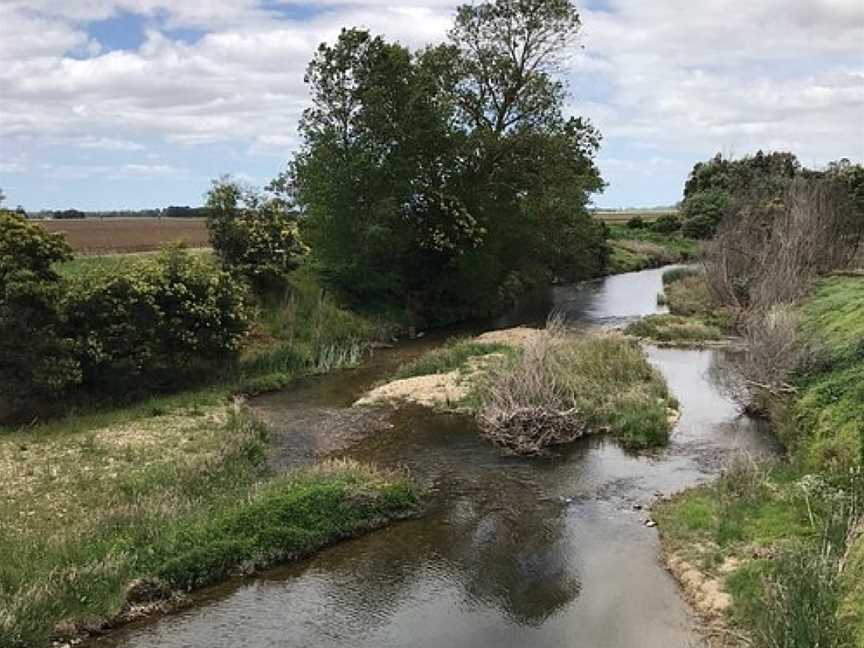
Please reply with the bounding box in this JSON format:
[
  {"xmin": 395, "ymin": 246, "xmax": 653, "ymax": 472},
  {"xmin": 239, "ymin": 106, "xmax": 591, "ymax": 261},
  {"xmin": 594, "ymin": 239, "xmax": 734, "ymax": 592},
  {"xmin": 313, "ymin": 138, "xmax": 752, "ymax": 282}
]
[{"xmin": 354, "ymin": 326, "xmax": 547, "ymax": 409}]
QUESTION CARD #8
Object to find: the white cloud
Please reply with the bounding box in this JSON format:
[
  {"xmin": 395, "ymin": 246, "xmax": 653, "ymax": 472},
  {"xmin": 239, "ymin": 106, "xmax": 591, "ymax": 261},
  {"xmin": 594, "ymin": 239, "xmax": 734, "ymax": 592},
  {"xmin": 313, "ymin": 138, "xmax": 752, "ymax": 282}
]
[
  {"xmin": 40, "ymin": 162, "xmax": 184, "ymax": 180},
  {"xmin": 0, "ymin": 0, "xmax": 862, "ymax": 208},
  {"xmin": 570, "ymin": 0, "xmax": 864, "ymax": 168}
]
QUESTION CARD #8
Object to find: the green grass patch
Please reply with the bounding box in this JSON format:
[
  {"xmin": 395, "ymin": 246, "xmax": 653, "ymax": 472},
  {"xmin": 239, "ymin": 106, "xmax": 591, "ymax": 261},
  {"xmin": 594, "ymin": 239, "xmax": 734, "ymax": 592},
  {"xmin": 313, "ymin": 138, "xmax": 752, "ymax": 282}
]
[
  {"xmin": 55, "ymin": 249, "xmax": 216, "ymax": 278},
  {"xmin": 656, "ymin": 460, "xmax": 863, "ymax": 647},
  {"xmin": 554, "ymin": 335, "xmax": 676, "ymax": 449},
  {"xmin": 606, "ymin": 225, "xmax": 699, "ymax": 274},
  {"xmin": 730, "ymin": 546, "xmax": 848, "ymax": 648},
  {"xmin": 476, "ymin": 328, "xmax": 676, "ymax": 452},
  {"xmin": 394, "ymin": 339, "xmax": 516, "ymax": 380},
  {"xmin": 0, "ymin": 409, "xmax": 418, "ymax": 648},
  {"xmin": 661, "ymin": 266, "xmax": 702, "ymax": 286},
  {"xmin": 840, "ymin": 534, "xmax": 864, "ymax": 646},
  {"xmin": 791, "ymin": 362, "xmax": 864, "ymax": 471},
  {"xmin": 785, "ymin": 276, "xmax": 864, "ymax": 472},
  {"xmin": 625, "ymin": 314, "xmax": 722, "ymax": 343},
  {"xmin": 800, "ymin": 276, "xmax": 864, "ymax": 356},
  {"xmin": 655, "ymin": 462, "xmax": 814, "ymax": 552}
]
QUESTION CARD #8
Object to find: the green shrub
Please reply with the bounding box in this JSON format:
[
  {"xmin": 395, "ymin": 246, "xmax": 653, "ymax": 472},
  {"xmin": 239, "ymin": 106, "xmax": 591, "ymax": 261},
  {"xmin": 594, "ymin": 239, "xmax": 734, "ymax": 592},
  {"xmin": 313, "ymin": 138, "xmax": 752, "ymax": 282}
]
[
  {"xmin": 0, "ymin": 212, "xmax": 80, "ymax": 420},
  {"xmin": 681, "ymin": 187, "xmax": 731, "ymax": 239},
  {"xmin": 651, "ymin": 213, "xmax": 682, "ymax": 234},
  {"xmin": 681, "ymin": 213, "xmax": 717, "ymax": 239},
  {"xmin": 626, "ymin": 216, "xmax": 646, "ymax": 229},
  {"xmin": 63, "ymin": 246, "xmax": 252, "ymax": 395},
  {"xmin": 206, "ymin": 179, "xmax": 307, "ymax": 292}
]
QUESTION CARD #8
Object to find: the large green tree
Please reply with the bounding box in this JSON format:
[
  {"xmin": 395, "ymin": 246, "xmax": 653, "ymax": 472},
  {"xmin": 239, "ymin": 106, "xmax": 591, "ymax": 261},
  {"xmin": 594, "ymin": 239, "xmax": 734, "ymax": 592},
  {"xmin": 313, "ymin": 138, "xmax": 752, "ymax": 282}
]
[
  {"xmin": 681, "ymin": 151, "xmax": 801, "ymax": 238},
  {"xmin": 682, "ymin": 152, "xmax": 864, "ymax": 239},
  {"xmin": 287, "ymin": 0, "xmax": 606, "ymax": 324}
]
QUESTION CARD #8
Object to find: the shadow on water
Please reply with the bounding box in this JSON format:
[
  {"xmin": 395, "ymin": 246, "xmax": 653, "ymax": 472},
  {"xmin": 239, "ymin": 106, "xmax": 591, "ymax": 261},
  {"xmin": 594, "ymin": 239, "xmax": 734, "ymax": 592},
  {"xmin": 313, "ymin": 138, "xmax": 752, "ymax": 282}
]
[{"xmin": 93, "ymin": 266, "xmax": 780, "ymax": 648}]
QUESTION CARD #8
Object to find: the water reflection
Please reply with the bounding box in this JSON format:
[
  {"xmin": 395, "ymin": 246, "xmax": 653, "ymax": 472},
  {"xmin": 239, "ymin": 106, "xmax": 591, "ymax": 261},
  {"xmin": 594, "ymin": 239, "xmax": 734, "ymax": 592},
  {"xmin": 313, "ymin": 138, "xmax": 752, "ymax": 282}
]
[{"xmin": 94, "ymin": 266, "xmax": 779, "ymax": 648}]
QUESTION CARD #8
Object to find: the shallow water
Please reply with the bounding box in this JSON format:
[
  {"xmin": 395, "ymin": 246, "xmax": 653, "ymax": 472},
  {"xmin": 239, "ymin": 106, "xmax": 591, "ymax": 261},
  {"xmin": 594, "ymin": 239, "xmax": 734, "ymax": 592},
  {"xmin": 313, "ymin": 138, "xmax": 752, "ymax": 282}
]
[{"xmin": 94, "ymin": 266, "xmax": 779, "ymax": 648}]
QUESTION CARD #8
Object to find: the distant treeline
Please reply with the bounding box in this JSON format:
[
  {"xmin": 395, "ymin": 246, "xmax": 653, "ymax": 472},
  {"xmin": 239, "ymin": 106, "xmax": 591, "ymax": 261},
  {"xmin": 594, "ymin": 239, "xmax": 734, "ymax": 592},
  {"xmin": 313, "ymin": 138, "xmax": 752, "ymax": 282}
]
[{"xmin": 29, "ymin": 206, "xmax": 209, "ymax": 220}]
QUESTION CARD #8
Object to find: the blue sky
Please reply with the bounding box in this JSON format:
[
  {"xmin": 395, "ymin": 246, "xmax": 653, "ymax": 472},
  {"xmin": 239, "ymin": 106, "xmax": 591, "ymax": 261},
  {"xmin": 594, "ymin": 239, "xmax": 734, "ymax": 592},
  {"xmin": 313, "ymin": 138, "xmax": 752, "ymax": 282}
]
[{"xmin": 1, "ymin": 0, "xmax": 862, "ymax": 211}]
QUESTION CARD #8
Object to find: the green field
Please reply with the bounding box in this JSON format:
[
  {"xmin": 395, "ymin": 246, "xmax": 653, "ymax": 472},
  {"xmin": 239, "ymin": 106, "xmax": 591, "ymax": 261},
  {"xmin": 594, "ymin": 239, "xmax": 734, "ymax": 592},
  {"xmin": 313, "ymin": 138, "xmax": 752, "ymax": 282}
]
[{"xmin": 592, "ymin": 209, "xmax": 678, "ymax": 224}]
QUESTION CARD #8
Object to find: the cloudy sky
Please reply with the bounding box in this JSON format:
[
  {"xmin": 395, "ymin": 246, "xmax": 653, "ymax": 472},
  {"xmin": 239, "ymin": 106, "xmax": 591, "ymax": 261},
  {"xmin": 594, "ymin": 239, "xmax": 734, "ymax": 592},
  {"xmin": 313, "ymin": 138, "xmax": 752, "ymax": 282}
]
[{"xmin": 1, "ymin": 0, "xmax": 862, "ymax": 211}]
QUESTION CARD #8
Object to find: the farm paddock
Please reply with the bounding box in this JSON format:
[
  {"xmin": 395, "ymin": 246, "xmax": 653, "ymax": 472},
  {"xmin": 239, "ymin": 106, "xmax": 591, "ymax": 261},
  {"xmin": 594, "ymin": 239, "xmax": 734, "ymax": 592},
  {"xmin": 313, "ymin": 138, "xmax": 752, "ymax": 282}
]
[{"xmin": 36, "ymin": 218, "xmax": 209, "ymax": 254}]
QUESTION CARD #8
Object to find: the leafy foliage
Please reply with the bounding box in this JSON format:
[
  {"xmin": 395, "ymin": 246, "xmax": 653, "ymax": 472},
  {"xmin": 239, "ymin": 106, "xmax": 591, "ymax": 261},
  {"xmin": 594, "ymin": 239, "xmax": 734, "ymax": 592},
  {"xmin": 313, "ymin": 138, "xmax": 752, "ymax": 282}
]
[
  {"xmin": 206, "ymin": 179, "xmax": 307, "ymax": 293},
  {"xmin": 286, "ymin": 0, "xmax": 607, "ymax": 325},
  {"xmin": 0, "ymin": 212, "xmax": 80, "ymax": 418},
  {"xmin": 650, "ymin": 213, "xmax": 682, "ymax": 234},
  {"xmin": 681, "ymin": 151, "xmax": 801, "ymax": 238},
  {"xmin": 63, "ymin": 246, "xmax": 252, "ymax": 396},
  {"xmin": 680, "ymin": 188, "xmax": 730, "ymax": 238}
]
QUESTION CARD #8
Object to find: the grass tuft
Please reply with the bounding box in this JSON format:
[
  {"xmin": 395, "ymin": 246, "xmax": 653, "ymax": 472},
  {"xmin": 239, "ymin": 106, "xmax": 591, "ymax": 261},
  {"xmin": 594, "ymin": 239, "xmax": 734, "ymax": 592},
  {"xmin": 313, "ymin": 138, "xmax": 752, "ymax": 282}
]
[
  {"xmin": 606, "ymin": 226, "xmax": 699, "ymax": 274},
  {"xmin": 394, "ymin": 339, "xmax": 516, "ymax": 380},
  {"xmin": 625, "ymin": 314, "xmax": 723, "ymax": 343},
  {"xmin": 476, "ymin": 320, "xmax": 675, "ymax": 452}
]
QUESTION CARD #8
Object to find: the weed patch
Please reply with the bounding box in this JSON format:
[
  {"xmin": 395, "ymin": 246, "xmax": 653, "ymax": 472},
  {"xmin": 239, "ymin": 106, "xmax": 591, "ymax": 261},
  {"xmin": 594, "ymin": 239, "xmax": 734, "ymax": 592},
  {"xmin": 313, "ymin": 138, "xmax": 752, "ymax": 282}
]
[
  {"xmin": 476, "ymin": 321, "xmax": 675, "ymax": 453},
  {"xmin": 394, "ymin": 339, "xmax": 516, "ymax": 380},
  {"xmin": 625, "ymin": 314, "xmax": 722, "ymax": 344}
]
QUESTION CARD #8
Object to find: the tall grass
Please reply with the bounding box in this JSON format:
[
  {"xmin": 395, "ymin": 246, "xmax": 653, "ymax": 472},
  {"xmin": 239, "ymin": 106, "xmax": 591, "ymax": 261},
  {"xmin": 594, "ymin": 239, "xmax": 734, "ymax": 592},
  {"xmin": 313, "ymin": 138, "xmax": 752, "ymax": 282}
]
[
  {"xmin": 0, "ymin": 409, "xmax": 418, "ymax": 648},
  {"xmin": 661, "ymin": 266, "xmax": 702, "ymax": 286},
  {"xmin": 656, "ymin": 458, "xmax": 864, "ymax": 648},
  {"xmin": 231, "ymin": 274, "xmax": 376, "ymax": 396},
  {"xmin": 755, "ymin": 545, "xmax": 847, "ymax": 648},
  {"xmin": 394, "ymin": 339, "xmax": 515, "ymax": 380},
  {"xmin": 625, "ymin": 314, "xmax": 722, "ymax": 343},
  {"xmin": 476, "ymin": 318, "xmax": 675, "ymax": 453}
]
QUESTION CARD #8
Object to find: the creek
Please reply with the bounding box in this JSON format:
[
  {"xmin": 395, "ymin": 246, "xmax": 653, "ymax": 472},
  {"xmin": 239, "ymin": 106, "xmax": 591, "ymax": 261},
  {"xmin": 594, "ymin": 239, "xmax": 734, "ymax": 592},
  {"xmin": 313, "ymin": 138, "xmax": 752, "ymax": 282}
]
[{"xmin": 94, "ymin": 266, "xmax": 780, "ymax": 648}]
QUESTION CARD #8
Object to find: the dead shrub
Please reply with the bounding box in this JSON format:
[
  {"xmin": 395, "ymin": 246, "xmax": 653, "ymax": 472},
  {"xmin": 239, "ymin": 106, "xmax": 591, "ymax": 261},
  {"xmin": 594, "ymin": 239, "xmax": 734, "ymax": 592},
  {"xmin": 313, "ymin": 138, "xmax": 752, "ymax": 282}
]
[
  {"xmin": 716, "ymin": 305, "xmax": 825, "ymax": 413},
  {"xmin": 477, "ymin": 317, "xmax": 673, "ymax": 454},
  {"xmin": 705, "ymin": 177, "xmax": 863, "ymax": 311},
  {"xmin": 477, "ymin": 317, "xmax": 582, "ymax": 454}
]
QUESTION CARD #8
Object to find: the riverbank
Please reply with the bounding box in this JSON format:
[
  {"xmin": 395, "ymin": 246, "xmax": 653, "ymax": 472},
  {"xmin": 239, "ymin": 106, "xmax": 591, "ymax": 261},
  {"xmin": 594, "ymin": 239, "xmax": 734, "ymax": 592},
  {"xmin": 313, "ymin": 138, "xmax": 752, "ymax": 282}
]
[
  {"xmin": 0, "ymin": 405, "xmax": 419, "ymax": 648},
  {"xmin": 86, "ymin": 265, "xmax": 765, "ymax": 648},
  {"xmin": 654, "ymin": 275, "xmax": 864, "ymax": 647},
  {"xmin": 1, "ymin": 260, "xmax": 697, "ymax": 647},
  {"xmin": 606, "ymin": 226, "xmax": 699, "ymax": 274}
]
